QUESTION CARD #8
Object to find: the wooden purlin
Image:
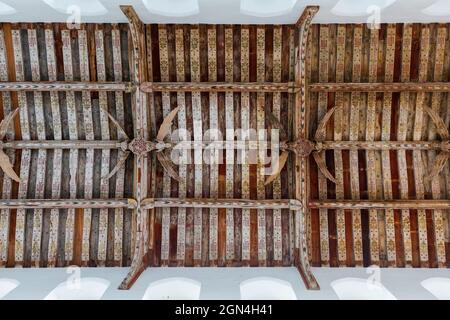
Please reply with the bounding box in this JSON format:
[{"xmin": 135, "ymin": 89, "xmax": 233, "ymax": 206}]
[
  {"xmin": 309, "ymin": 82, "xmax": 450, "ymax": 92},
  {"xmin": 294, "ymin": 5, "xmax": 320, "ymax": 289},
  {"xmin": 5, "ymin": 138, "xmax": 444, "ymax": 151},
  {"xmin": 142, "ymin": 198, "xmax": 303, "ymax": 211},
  {"xmin": 0, "ymin": 199, "xmax": 136, "ymax": 209},
  {"xmin": 309, "ymin": 200, "xmax": 450, "ymax": 210},
  {"xmin": 140, "ymin": 81, "xmax": 297, "ymax": 92},
  {"xmin": 0, "ymin": 81, "xmax": 133, "ymax": 92},
  {"xmin": 2, "ymin": 140, "xmax": 123, "ymax": 149}
]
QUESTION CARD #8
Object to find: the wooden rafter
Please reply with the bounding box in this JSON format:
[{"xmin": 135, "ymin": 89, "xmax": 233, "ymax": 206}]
[
  {"xmin": 319, "ymin": 140, "xmax": 446, "ymax": 151},
  {"xmin": 0, "ymin": 81, "xmax": 134, "ymax": 92},
  {"xmin": 141, "ymin": 198, "xmax": 302, "ymax": 211},
  {"xmin": 140, "ymin": 81, "xmax": 298, "ymax": 93},
  {"xmin": 309, "ymin": 82, "xmax": 450, "ymax": 92},
  {"xmin": 2, "ymin": 140, "xmax": 124, "ymax": 149},
  {"xmin": 309, "ymin": 200, "xmax": 450, "ymax": 210},
  {"xmin": 0, "ymin": 199, "xmax": 136, "ymax": 209},
  {"xmin": 294, "ymin": 5, "xmax": 320, "ymax": 290}
]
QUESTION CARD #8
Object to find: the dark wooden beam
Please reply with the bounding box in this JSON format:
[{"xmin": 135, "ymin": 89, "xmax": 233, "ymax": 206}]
[
  {"xmin": 308, "ymin": 200, "xmax": 450, "ymax": 210},
  {"xmin": 3, "ymin": 140, "xmax": 124, "ymax": 149},
  {"xmin": 294, "ymin": 5, "xmax": 320, "ymax": 291},
  {"xmin": 140, "ymin": 81, "xmax": 297, "ymax": 93},
  {"xmin": 320, "ymin": 140, "xmax": 442, "ymax": 151},
  {"xmin": 142, "ymin": 198, "xmax": 302, "ymax": 211},
  {"xmin": 0, "ymin": 81, "xmax": 134, "ymax": 92},
  {"xmin": 0, "ymin": 199, "xmax": 136, "ymax": 209},
  {"xmin": 118, "ymin": 4, "xmax": 149, "ymax": 291},
  {"xmin": 309, "ymin": 82, "xmax": 450, "ymax": 92}
]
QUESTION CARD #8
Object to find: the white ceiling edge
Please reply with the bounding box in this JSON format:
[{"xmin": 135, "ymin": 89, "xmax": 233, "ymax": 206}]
[{"xmin": 0, "ymin": 0, "xmax": 448, "ymax": 24}]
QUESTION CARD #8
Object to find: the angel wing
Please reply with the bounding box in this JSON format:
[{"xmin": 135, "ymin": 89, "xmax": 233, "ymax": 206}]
[
  {"xmin": 425, "ymin": 152, "xmax": 449, "ymax": 182},
  {"xmin": 156, "ymin": 106, "xmax": 180, "ymax": 142},
  {"xmin": 312, "ymin": 150, "xmax": 336, "ymax": 183},
  {"xmin": 0, "ymin": 149, "xmax": 20, "ymax": 182},
  {"xmin": 157, "ymin": 150, "xmax": 180, "ymax": 182},
  {"xmin": 0, "ymin": 108, "xmax": 19, "ymax": 140},
  {"xmin": 102, "ymin": 151, "xmax": 131, "ymax": 181},
  {"xmin": 264, "ymin": 151, "xmax": 289, "ymax": 186},
  {"xmin": 314, "ymin": 106, "xmax": 336, "ymax": 142}
]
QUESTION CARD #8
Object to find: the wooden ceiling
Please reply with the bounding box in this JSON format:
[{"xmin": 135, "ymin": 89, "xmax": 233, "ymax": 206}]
[
  {"xmin": 0, "ymin": 6, "xmax": 448, "ymax": 291},
  {"xmin": 307, "ymin": 23, "xmax": 450, "ymax": 269}
]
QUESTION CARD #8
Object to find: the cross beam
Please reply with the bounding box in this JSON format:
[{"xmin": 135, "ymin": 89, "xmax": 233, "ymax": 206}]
[
  {"xmin": 0, "ymin": 199, "xmax": 136, "ymax": 209},
  {"xmin": 0, "ymin": 81, "xmax": 134, "ymax": 92},
  {"xmin": 309, "ymin": 200, "xmax": 450, "ymax": 210},
  {"xmin": 142, "ymin": 198, "xmax": 302, "ymax": 210},
  {"xmin": 293, "ymin": 5, "xmax": 320, "ymax": 290},
  {"xmin": 118, "ymin": 4, "xmax": 149, "ymax": 290},
  {"xmin": 309, "ymin": 82, "xmax": 450, "ymax": 92},
  {"xmin": 140, "ymin": 81, "xmax": 298, "ymax": 93}
]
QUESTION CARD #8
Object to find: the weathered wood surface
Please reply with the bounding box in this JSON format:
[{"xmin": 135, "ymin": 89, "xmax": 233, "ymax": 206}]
[
  {"xmin": 0, "ymin": 199, "xmax": 136, "ymax": 209},
  {"xmin": 0, "ymin": 23, "xmax": 134, "ymax": 268},
  {"xmin": 309, "ymin": 200, "xmax": 450, "ymax": 210},
  {"xmin": 147, "ymin": 23, "xmax": 297, "ymax": 268},
  {"xmin": 141, "ymin": 81, "xmax": 297, "ymax": 92},
  {"xmin": 0, "ymin": 19, "xmax": 448, "ymax": 276},
  {"xmin": 118, "ymin": 5, "xmax": 148, "ymax": 289},
  {"xmin": 142, "ymin": 198, "xmax": 301, "ymax": 210},
  {"xmin": 0, "ymin": 81, "xmax": 133, "ymax": 92},
  {"xmin": 2, "ymin": 140, "xmax": 123, "ymax": 149},
  {"xmin": 294, "ymin": 6, "xmax": 320, "ymax": 289},
  {"xmin": 309, "ymin": 82, "xmax": 450, "ymax": 92},
  {"xmin": 308, "ymin": 23, "xmax": 450, "ymax": 268}
]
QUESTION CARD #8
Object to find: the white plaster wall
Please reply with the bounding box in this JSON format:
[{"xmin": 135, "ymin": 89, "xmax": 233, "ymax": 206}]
[
  {"xmin": 0, "ymin": 0, "xmax": 448, "ymax": 24},
  {"xmin": 0, "ymin": 267, "xmax": 449, "ymax": 300}
]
